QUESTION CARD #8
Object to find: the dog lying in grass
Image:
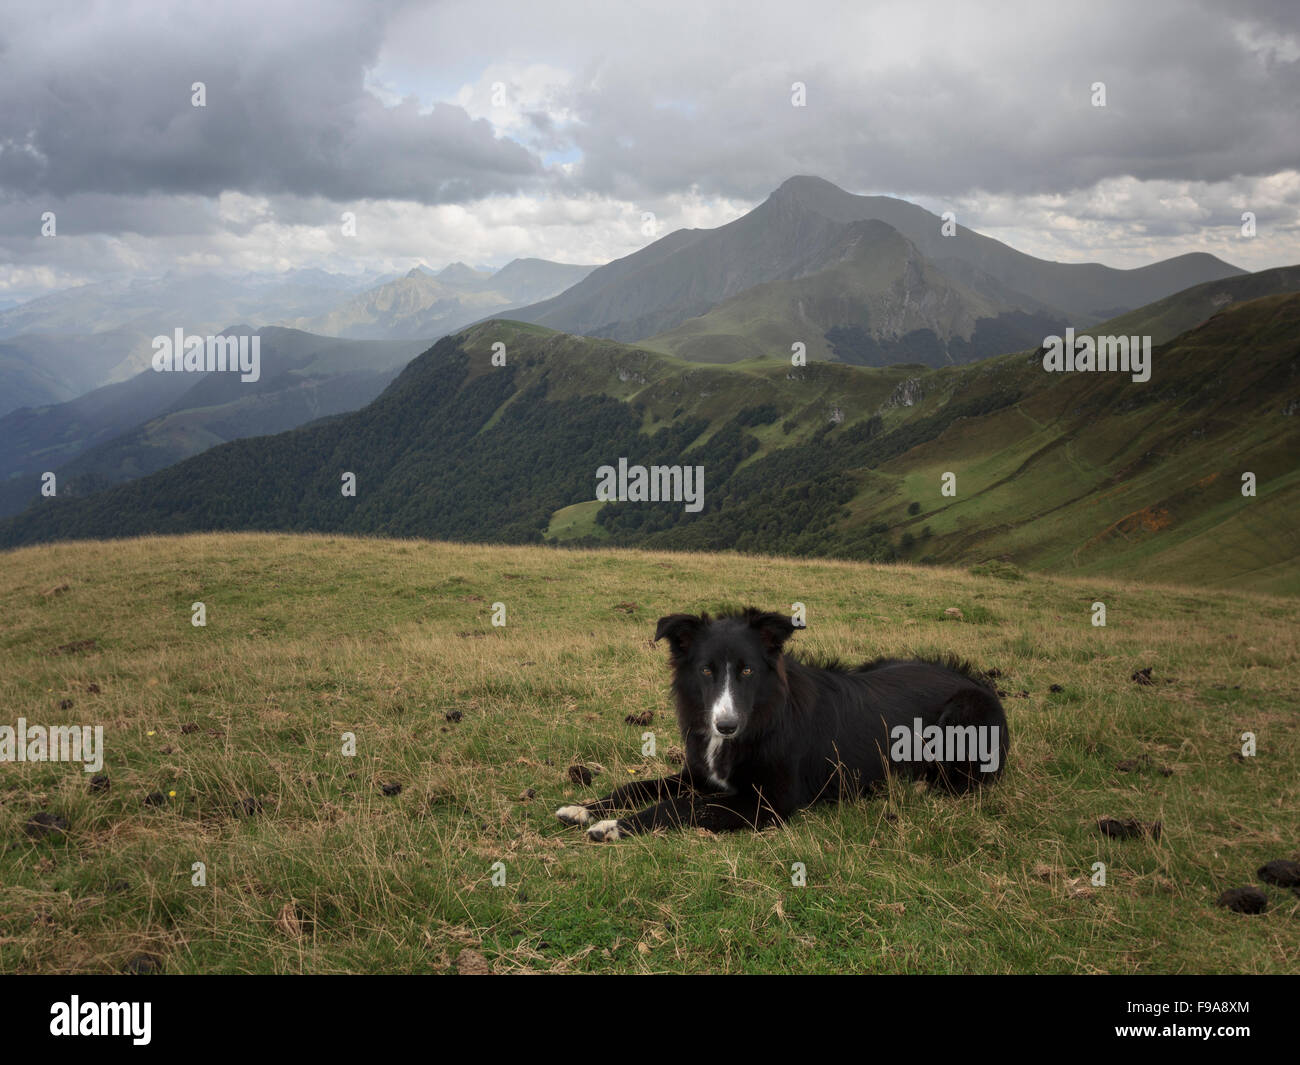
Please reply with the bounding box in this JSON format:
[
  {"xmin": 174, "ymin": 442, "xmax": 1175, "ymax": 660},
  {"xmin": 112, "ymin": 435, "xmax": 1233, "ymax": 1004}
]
[{"xmin": 557, "ymin": 608, "xmax": 1008, "ymax": 842}]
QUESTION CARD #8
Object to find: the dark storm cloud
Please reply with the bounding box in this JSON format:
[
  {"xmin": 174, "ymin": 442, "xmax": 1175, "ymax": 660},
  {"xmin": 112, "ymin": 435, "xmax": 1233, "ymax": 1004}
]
[
  {"xmin": 0, "ymin": 0, "xmax": 1296, "ymax": 297},
  {"xmin": 543, "ymin": 0, "xmax": 1300, "ymax": 202},
  {"xmin": 5, "ymin": 1, "xmax": 1296, "ymax": 209},
  {"xmin": 0, "ymin": 0, "xmax": 541, "ymax": 205}
]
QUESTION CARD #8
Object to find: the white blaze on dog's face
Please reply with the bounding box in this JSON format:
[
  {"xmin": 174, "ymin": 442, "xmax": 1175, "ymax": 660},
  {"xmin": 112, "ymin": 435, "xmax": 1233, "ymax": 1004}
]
[
  {"xmin": 701, "ymin": 661, "xmax": 751, "ymax": 791},
  {"xmin": 708, "ymin": 664, "xmax": 740, "ymax": 737}
]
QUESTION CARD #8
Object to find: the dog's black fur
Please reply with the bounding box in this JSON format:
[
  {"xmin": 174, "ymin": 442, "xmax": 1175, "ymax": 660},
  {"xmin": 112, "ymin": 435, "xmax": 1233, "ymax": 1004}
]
[{"xmin": 556, "ymin": 608, "xmax": 1009, "ymax": 841}]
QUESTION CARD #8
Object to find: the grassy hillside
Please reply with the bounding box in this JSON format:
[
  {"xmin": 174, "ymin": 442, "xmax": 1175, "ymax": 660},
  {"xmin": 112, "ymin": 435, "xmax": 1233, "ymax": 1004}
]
[
  {"xmin": 3, "ymin": 294, "xmax": 1297, "ymax": 594},
  {"xmin": 1, "ymin": 533, "xmax": 1296, "ymax": 973},
  {"xmin": 1068, "ymin": 264, "xmax": 1300, "ymax": 348},
  {"xmin": 867, "ymin": 292, "xmax": 1300, "ymax": 593}
]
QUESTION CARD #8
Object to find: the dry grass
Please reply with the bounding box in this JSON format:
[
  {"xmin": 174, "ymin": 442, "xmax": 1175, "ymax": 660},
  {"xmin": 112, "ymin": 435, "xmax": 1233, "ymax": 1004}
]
[{"xmin": 1, "ymin": 532, "xmax": 1296, "ymax": 972}]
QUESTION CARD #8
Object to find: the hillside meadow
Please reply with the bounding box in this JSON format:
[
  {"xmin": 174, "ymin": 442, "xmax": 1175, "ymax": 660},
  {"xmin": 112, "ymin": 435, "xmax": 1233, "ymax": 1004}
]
[
  {"xmin": 0, "ymin": 532, "xmax": 1296, "ymax": 973},
  {"xmin": 7, "ymin": 295, "xmax": 1298, "ymax": 597}
]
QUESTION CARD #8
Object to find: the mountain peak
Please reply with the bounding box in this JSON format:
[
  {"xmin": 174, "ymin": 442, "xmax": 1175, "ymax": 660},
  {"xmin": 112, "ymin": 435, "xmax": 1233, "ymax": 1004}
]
[
  {"xmin": 437, "ymin": 261, "xmax": 488, "ymax": 285},
  {"xmin": 774, "ymin": 174, "xmax": 847, "ymax": 197},
  {"xmin": 765, "ymin": 174, "xmax": 891, "ymax": 222}
]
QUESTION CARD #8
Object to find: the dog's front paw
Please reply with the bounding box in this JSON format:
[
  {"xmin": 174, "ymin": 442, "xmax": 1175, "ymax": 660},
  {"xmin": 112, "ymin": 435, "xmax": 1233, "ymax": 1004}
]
[
  {"xmin": 586, "ymin": 819, "xmax": 626, "ymax": 842},
  {"xmin": 555, "ymin": 804, "xmax": 592, "ymax": 827}
]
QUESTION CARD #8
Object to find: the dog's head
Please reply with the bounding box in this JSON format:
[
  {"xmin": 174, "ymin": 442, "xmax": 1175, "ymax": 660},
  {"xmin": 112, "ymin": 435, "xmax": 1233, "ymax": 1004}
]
[{"xmin": 654, "ymin": 608, "xmax": 797, "ymax": 739}]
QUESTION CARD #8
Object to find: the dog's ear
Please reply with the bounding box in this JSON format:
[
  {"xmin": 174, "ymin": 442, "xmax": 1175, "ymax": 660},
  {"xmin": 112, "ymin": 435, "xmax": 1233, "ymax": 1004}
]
[
  {"xmin": 746, "ymin": 609, "xmax": 797, "ymax": 656},
  {"xmin": 655, "ymin": 613, "xmax": 704, "ymax": 659}
]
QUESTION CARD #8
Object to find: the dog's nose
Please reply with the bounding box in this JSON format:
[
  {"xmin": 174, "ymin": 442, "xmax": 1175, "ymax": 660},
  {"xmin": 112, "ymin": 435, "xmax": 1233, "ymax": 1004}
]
[{"xmin": 715, "ymin": 717, "xmax": 739, "ymax": 736}]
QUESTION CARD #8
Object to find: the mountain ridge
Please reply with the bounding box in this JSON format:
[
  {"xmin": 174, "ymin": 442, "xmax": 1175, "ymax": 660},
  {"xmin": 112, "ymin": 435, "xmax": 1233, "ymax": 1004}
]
[
  {"xmin": 4, "ymin": 292, "xmax": 1296, "ymax": 593},
  {"xmin": 501, "ymin": 175, "xmax": 1245, "ymax": 347},
  {"xmin": 281, "ymin": 257, "xmax": 598, "ymax": 339},
  {"xmin": 0, "ymin": 327, "xmax": 431, "ymax": 517}
]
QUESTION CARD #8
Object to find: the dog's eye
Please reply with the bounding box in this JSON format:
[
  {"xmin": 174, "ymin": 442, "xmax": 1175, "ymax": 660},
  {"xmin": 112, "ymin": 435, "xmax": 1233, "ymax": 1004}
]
[
  {"xmin": 701, "ymin": 667, "xmax": 712, "ymax": 676},
  {"xmin": 741, "ymin": 667, "xmax": 753, "ymax": 676}
]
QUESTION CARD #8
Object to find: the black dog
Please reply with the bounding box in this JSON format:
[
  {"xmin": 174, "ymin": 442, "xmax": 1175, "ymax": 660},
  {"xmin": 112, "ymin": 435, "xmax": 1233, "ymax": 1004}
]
[{"xmin": 556, "ymin": 608, "xmax": 1008, "ymax": 841}]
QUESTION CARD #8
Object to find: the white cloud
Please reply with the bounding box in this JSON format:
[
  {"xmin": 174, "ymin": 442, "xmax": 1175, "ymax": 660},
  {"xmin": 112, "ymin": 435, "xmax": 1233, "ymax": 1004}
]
[{"xmin": 923, "ymin": 172, "xmax": 1300, "ymax": 269}]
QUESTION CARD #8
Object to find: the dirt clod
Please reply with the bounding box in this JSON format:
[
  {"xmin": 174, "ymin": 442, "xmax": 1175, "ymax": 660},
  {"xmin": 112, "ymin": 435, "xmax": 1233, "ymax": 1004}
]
[
  {"xmin": 52, "ymin": 639, "xmax": 97, "ymax": 655},
  {"xmin": 1098, "ymin": 817, "xmax": 1161, "ymax": 841},
  {"xmin": 1216, "ymin": 886, "xmax": 1267, "ymax": 914},
  {"xmin": 25, "ymin": 812, "xmax": 69, "ymax": 838},
  {"xmin": 1257, "ymin": 859, "xmax": 1300, "ymax": 888}
]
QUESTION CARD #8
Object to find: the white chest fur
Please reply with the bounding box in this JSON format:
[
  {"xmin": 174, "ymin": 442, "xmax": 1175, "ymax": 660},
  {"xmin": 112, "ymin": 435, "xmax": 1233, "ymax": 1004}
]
[{"xmin": 705, "ymin": 734, "xmax": 729, "ymax": 790}]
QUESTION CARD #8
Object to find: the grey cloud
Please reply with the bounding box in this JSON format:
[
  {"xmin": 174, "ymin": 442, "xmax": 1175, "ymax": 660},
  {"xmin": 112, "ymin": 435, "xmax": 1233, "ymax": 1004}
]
[
  {"xmin": 0, "ymin": 193, "xmax": 224, "ymax": 239},
  {"xmin": 0, "ymin": 1, "xmax": 543, "ymax": 204},
  {"xmin": 553, "ymin": 1, "xmax": 1300, "ymax": 202},
  {"xmin": 1, "ymin": 0, "xmax": 1296, "ymax": 299}
]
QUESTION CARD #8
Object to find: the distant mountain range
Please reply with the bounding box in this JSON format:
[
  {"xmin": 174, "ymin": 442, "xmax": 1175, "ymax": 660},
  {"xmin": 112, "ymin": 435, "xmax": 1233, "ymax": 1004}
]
[
  {"xmin": 502, "ymin": 175, "xmax": 1246, "ymax": 366},
  {"xmin": 0, "ymin": 176, "xmax": 1245, "ymax": 419},
  {"xmin": 280, "ymin": 258, "xmax": 598, "ymax": 339},
  {"xmin": 3, "ymin": 175, "xmax": 1293, "ymax": 595},
  {"xmin": 6, "ymin": 281, "xmax": 1298, "ymax": 593},
  {"xmin": 0, "ymin": 328, "xmax": 430, "ymax": 517},
  {"xmin": 0, "ymin": 258, "xmax": 596, "ymax": 414},
  {"xmin": 0, "ymin": 269, "xmax": 388, "ymax": 415},
  {"xmin": 0, "ymin": 257, "xmax": 598, "ymax": 509},
  {"xmin": 0, "ymin": 327, "xmax": 158, "ymax": 417}
]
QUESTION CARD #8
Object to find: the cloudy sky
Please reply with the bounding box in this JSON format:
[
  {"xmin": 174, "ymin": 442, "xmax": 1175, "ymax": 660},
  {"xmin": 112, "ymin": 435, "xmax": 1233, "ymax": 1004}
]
[{"xmin": 2, "ymin": 0, "xmax": 1297, "ymax": 302}]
